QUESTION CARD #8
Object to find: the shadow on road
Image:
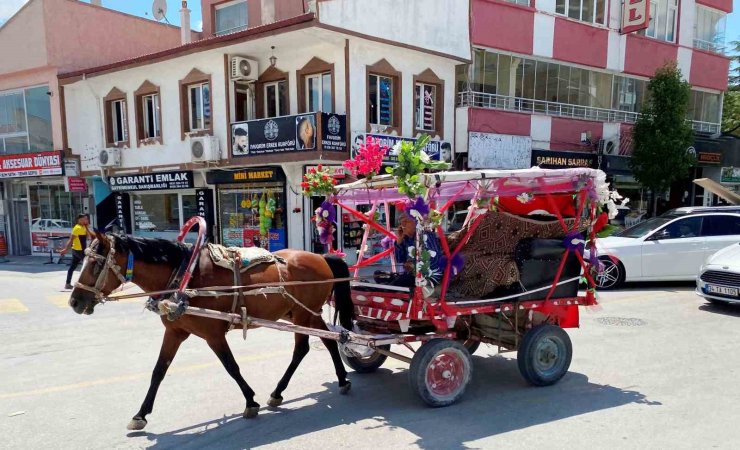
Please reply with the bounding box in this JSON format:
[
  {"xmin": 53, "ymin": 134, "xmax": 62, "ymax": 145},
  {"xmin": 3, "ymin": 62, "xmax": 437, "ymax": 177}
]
[
  {"xmin": 614, "ymin": 281, "xmax": 695, "ymax": 293},
  {"xmin": 698, "ymin": 302, "xmax": 740, "ymax": 317},
  {"xmin": 129, "ymin": 355, "xmax": 659, "ymax": 449}
]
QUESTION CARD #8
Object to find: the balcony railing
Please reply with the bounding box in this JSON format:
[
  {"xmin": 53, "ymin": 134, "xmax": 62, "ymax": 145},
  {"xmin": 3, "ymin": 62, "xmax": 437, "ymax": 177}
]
[
  {"xmin": 457, "ymin": 90, "xmax": 721, "ymax": 135},
  {"xmin": 693, "ymin": 38, "xmax": 726, "ymax": 55}
]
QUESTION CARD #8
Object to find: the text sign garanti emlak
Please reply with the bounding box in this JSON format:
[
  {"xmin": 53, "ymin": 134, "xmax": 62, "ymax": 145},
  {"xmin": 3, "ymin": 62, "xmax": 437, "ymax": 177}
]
[{"xmin": 108, "ymin": 170, "xmax": 194, "ymax": 191}]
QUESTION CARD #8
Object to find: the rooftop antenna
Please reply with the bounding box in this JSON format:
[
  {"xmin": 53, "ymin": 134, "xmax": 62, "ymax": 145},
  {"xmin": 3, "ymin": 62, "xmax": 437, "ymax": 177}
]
[{"xmin": 152, "ymin": 0, "xmax": 170, "ymax": 23}]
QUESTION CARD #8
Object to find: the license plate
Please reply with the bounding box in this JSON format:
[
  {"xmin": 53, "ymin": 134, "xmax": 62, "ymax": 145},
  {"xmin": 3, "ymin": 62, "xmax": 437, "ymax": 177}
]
[{"xmin": 707, "ymin": 285, "xmax": 739, "ymax": 297}]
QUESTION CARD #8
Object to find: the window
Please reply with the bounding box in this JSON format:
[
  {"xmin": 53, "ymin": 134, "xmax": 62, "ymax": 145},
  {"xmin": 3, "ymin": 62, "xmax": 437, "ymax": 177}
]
[
  {"xmin": 556, "ymin": 0, "xmax": 606, "ymax": 25},
  {"xmin": 110, "ymin": 100, "xmax": 128, "ymax": 143},
  {"xmin": 142, "ymin": 94, "xmax": 160, "ymax": 139},
  {"xmin": 701, "ymin": 215, "xmax": 740, "ymax": 237},
  {"xmin": 695, "ymin": 6, "xmax": 726, "ymax": 53},
  {"xmin": 643, "ymin": 0, "xmax": 678, "ymax": 42},
  {"xmin": 505, "ymin": 0, "xmax": 529, "ymax": 5},
  {"xmin": 215, "ymin": 0, "xmax": 248, "ymax": 36},
  {"xmin": 689, "ymin": 90, "xmax": 721, "ymax": 124},
  {"xmin": 264, "ymin": 81, "xmax": 287, "ymax": 118},
  {"xmin": 659, "ymin": 217, "xmax": 702, "ymax": 239},
  {"xmin": 188, "ymin": 83, "xmax": 211, "ymax": 131},
  {"xmin": 415, "ymin": 83, "xmax": 436, "ymax": 132},
  {"xmin": 305, "ymin": 73, "xmax": 332, "ymax": 113},
  {"xmin": 0, "ymin": 86, "xmax": 52, "ymax": 154},
  {"xmin": 134, "ymin": 81, "xmax": 162, "ymax": 145},
  {"xmin": 369, "ymin": 74, "xmax": 394, "ymax": 126}
]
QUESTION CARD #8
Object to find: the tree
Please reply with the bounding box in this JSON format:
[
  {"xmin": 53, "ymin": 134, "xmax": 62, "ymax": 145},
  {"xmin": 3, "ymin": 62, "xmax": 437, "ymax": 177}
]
[
  {"xmin": 722, "ymin": 89, "xmax": 740, "ymax": 136},
  {"xmin": 630, "ymin": 62, "xmax": 695, "ymax": 216}
]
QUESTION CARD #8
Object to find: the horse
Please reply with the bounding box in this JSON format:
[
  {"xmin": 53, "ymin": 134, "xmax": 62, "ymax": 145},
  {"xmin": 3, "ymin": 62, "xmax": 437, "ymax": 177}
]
[{"xmin": 69, "ymin": 231, "xmax": 355, "ymax": 431}]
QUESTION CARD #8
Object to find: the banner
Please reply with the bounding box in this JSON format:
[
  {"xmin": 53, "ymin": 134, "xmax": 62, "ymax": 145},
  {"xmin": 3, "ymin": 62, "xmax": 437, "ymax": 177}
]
[
  {"xmin": 352, "ymin": 133, "xmax": 445, "ymax": 164},
  {"xmin": 468, "ymin": 132, "xmax": 532, "ymax": 169},
  {"xmin": 721, "ymin": 167, "xmax": 740, "ymax": 184},
  {"xmin": 65, "ymin": 176, "xmax": 87, "ymax": 193},
  {"xmin": 108, "ymin": 171, "xmax": 194, "ymax": 192},
  {"xmin": 320, "ymin": 113, "xmax": 348, "ymax": 152},
  {"xmin": 232, "ymin": 114, "xmax": 316, "ymax": 157},
  {"xmin": 0, "ymin": 151, "xmax": 63, "ymax": 179},
  {"xmin": 621, "ymin": 0, "xmax": 650, "ymax": 34}
]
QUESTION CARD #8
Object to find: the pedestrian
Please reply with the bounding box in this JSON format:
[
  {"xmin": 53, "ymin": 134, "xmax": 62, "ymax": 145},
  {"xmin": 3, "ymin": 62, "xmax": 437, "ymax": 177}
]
[{"xmin": 60, "ymin": 214, "xmax": 94, "ymax": 290}]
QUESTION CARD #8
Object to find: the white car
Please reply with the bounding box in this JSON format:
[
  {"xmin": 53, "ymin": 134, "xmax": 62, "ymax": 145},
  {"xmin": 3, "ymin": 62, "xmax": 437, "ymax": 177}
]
[
  {"xmin": 696, "ymin": 243, "xmax": 740, "ymax": 305},
  {"xmin": 594, "ymin": 212, "xmax": 740, "ymax": 289},
  {"xmin": 30, "ymin": 218, "xmax": 72, "ymax": 231}
]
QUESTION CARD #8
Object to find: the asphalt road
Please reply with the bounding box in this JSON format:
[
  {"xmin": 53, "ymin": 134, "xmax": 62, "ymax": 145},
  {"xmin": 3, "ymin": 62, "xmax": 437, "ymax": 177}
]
[{"xmin": 1, "ymin": 263, "xmax": 739, "ymax": 449}]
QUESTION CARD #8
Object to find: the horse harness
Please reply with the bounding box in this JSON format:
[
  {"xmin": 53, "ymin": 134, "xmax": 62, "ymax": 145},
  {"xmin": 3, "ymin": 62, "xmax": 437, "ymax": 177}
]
[{"xmin": 74, "ymin": 235, "xmax": 133, "ymax": 302}]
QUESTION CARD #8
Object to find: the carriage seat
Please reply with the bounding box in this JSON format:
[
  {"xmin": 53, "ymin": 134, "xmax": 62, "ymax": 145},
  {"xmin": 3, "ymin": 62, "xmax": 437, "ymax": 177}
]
[
  {"xmin": 512, "ymin": 238, "xmax": 581, "ymax": 301},
  {"xmin": 206, "ymin": 243, "xmax": 282, "ymax": 273}
]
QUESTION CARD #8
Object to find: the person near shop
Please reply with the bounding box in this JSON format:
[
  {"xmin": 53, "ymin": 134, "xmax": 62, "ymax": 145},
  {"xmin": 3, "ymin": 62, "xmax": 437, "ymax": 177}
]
[
  {"xmin": 297, "ymin": 116, "xmax": 315, "ymax": 150},
  {"xmin": 61, "ymin": 214, "xmax": 94, "ymax": 290}
]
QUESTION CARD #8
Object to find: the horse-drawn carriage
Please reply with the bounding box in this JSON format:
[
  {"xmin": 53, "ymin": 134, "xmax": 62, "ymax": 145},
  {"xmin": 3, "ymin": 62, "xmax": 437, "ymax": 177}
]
[{"xmin": 69, "ymin": 137, "xmax": 616, "ymax": 428}]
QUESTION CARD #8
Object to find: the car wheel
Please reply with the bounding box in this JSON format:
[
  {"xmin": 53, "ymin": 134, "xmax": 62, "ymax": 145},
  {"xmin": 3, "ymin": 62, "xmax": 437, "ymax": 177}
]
[{"xmin": 596, "ymin": 257, "xmax": 624, "ymax": 290}]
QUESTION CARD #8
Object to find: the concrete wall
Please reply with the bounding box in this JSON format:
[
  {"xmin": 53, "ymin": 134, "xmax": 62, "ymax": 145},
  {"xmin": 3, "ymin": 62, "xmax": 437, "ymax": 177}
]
[{"xmin": 0, "ymin": 0, "xmax": 48, "ymax": 75}]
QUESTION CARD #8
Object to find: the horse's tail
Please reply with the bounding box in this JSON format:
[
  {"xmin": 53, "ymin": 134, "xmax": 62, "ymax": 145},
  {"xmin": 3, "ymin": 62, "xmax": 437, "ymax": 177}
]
[{"xmin": 323, "ymin": 254, "xmax": 355, "ymax": 330}]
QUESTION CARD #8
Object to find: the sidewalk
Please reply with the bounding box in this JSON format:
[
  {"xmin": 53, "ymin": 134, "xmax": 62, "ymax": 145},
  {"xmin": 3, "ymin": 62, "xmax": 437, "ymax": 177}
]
[{"xmin": 0, "ymin": 254, "xmax": 72, "ymax": 274}]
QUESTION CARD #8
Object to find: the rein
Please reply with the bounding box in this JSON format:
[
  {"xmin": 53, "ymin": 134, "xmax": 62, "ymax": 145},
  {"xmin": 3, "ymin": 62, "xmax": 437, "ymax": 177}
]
[{"xmin": 74, "ymin": 235, "xmax": 131, "ymax": 302}]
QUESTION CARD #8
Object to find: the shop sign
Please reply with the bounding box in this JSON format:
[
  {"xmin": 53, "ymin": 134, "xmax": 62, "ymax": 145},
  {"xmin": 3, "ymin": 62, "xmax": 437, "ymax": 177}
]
[
  {"xmin": 195, "ymin": 188, "xmax": 215, "ymax": 240},
  {"xmin": 721, "ymin": 167, "xmax": 740, "ymax": 184},
  {"xmin": 232, "ymin": 113, "xmax": 318, "ymax": 157},
  {"xmin": 320, "ymin": 113, "xmax": 348, "ymax": 152},
  {"xmin": 531, "ymin": 149, "xmax": 596, "ymax": 169},
  {"xmin": 115, "ymin": 193, "xmax": 129, "ymax": 233},
  {"xmin": 65, "ymin": 176, "xmax": 87, "ymax": 193},
  {"xmin": 64, "ymin": 159, "xmax": 80, "ymax": 177},
  {"xmin": 697, "ymin": 152, "xmax": 722, "ymax": 166},
  {"xmin": 352, "ymin": 132, "xmax": 445, "ymax": 164},
  {"xmin": 31, "ymin": 231, "xmax": 69, "ymax": 254},
  {"xmin": 206, "ymin": 168, "xmax": 284, "ymax": 184},
  {"xmin": 305, "ymin": 165, "xmax": 346, "ymax": 179},
  {"xmin": 108, "ymin": 170, "xmax": 194, "ymax": 192},
  {"xmin": 468, "ymin": 132, "xmax": 532, "ymax": 169},
  {"xmin": 621, "ymin": 0, "xmax": 650, "ymax": 34},
  {"xmin": 0, "ymin": 151, "xmax": 63, "ymax": 179}
]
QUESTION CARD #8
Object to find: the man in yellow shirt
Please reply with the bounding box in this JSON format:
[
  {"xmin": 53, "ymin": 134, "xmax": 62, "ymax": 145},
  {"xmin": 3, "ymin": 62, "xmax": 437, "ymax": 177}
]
[{"xmin": 61, "ymin": 214, "xmax": 93, "ymax": 290}]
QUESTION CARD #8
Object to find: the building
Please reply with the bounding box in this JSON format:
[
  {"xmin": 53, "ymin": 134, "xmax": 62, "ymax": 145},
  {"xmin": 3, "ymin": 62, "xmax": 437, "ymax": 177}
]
[
  {"xmin": 0, "ymin": 0, "xmax": 190, "ymax": 256},
  {"xmin": 60, "ymin": 0, "xmax": 469, "ymax": 264},
  {"xmin": 454, "ymin": 0, "xmax": 732, "ymax": 208}
]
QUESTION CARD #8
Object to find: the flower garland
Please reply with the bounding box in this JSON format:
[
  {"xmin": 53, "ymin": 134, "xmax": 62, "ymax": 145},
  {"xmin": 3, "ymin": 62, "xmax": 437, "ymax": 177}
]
[{"xmin": 343, "ymin": 136, "xmax": 387, "ymax": 180}]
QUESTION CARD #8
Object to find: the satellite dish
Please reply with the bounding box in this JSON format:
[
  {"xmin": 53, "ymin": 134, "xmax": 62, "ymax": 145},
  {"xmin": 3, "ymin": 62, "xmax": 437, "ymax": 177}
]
[{"xmin": 152, "ymin": 0, "xmax": 167, "ymax": 21}]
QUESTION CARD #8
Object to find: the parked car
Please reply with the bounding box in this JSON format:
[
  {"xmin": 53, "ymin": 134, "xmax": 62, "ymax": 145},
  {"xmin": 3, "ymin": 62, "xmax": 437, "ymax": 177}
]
[
  {"xmin": 662, "ymin": 206, "xmax": 740, "ymax": 216},
  {"xmin": 30, "ymin": 218, "xmax": 72, "ymax": 231},
  {"xmin": 593, "ymin": 212, "xmax": 740, "ymax": 289},
  {"xmin": 696, "ymin": 243, "xmax": 740, "ymax": 306}
]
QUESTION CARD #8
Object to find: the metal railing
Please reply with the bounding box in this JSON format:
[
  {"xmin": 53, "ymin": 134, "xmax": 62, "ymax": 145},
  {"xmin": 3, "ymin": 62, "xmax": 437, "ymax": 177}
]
[
  {"xmin": 693, "ymin": 38, "xmax": 726, "ymax": 55},
  {"xmin": 457, "ymin": 90, "xmax": 720, "ymax": 134}
]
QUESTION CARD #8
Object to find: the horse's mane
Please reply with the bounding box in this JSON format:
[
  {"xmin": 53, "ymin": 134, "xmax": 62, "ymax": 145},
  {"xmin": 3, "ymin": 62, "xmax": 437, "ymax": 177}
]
[{"xmin": 111, "ymin": 234, "xmax": 191, "ymax": 268}]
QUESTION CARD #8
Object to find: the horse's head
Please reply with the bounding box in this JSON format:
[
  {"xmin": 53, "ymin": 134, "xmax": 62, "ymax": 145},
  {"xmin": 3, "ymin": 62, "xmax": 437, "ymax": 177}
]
[{"xmin": 69, "ymin": 231, "xmax": 128, "ymax": 315}]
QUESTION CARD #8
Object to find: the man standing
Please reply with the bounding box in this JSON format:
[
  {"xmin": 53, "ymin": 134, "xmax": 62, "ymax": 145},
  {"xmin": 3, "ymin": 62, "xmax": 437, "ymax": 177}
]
[{"xmin": 60, "ymin": 214, "xmax": 93, "ymax": 290}]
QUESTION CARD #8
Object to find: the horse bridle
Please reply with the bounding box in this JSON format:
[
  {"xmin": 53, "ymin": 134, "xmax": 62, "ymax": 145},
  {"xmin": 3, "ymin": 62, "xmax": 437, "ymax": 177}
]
[{"xmin": 74, "ymin": 235, "xmax": 131, "ymax": 302}]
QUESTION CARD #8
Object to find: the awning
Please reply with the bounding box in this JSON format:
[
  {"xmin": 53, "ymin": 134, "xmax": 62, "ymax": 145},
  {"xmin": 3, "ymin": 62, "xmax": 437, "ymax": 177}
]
[{"xmin": 693, "ymin": 178, "xmax": 740, "ymax": 205}]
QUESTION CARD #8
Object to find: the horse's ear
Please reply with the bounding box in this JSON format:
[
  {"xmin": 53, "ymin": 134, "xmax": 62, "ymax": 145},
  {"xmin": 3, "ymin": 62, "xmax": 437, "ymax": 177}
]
[{"xmin": 94, "ymin": 230, "xmax": 107, "ymax": 244}]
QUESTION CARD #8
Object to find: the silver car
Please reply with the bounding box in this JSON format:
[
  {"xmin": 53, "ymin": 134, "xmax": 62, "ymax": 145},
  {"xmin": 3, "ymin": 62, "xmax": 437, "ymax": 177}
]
[{"xmin": 696, "ymin": 243, "xmax": 740, "ymax": 305}]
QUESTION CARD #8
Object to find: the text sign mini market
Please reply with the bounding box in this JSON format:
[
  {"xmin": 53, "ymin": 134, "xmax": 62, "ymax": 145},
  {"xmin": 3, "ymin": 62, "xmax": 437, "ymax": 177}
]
[{"xmin": 108, "ymin": 171, "xmax": 194, "ymax": 191}]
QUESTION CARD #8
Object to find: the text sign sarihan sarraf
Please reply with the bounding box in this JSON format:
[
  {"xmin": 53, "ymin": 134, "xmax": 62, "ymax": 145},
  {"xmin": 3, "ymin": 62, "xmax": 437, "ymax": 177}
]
[{"xmin": 108, "ymin": 171, "xmax": 194, "ymax": 192}]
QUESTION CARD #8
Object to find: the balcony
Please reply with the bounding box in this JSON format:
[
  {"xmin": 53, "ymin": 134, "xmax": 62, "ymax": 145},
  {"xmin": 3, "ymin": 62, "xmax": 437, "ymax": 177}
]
[
  {"xmin": 457, "ymin": 90, "xmax": 721, "ymax": 135},
  {"xmin": 693, "ymin": 39, "xmax": 726, "ymax": 55}
]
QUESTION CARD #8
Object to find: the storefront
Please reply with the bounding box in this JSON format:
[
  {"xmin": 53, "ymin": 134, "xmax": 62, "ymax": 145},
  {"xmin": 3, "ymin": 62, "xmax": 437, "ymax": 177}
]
[
  {"xmin": 0, "ymin": 151, "xmax": 80, "ymax": 256},
  {"xmin": 95, "ymin": 170, "xmax": 213, "ymax": 241},
  {"xmin": 206, "ymin": 167, "xmax": 288, "ymax": 251}
]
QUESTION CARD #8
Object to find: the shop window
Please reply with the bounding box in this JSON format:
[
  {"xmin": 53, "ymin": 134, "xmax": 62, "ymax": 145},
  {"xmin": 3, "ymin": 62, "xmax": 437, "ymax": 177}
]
[
  {"xmin": 134, "ymin": 80, "xmax": 162, "ymax": 145},
  {"xmin": 103, "ymin": 87, "xmax": 129, "ymax": 148},
  {"xmin": 218, "ymin": 183, "xmax": 287, "ymax": 251},
  {"xmin": 367, "ymin": 59, "xmax": 401, "ymax": 134},
  {"xmin": 297, "ymin": 57, "xmax": 334, "ymax": 114},
  {"xmin": 132, "ymin": 193, "xmax": 182, "ymax": 240},
  {"xmin": 694, "ymin": 6, "xmax": 726, "ymax": 53},
  {"xmin": 639, "ymin": 0, "xmax": 678, "ymax": 43},
  {"xmin": 413, "ymin": 69, "xmax": 444, "ymax": 138},
  {"xmin": 179, "ymin": 69, "xmax": 212, "ymax": 139},
  {"xmin": 255, "ymin": 66, "xmax": 289, "ymax": 119},
  {"xmin": 0, "ymin": 86, "xmax": 51, "ymax": 154},
  {"xmin": 555, "ymin": 0, "xmax": 606, "ymax": 26},
  {"xmin": 214, "ymin": 0, "xmax": 248, "ymax": 36},
  {"xmin": 28, "ymin": 184, "xmax": 86, "ymax": 256}
]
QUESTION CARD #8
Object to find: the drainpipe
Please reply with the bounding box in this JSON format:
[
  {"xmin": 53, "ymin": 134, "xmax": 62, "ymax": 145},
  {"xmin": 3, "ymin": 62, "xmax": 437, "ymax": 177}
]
[{"xmin": 180, "ymin": 1, "xmax": 192, "ymax": 45}]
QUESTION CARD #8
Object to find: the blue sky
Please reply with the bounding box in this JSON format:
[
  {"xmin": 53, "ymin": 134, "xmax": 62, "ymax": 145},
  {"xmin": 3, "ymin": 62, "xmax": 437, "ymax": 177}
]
[
  {"xmin": 0, "ymin": 0, "xmax": 204, "ymax": 30},
  {"xmin": 0, "ymin": 0, "xmax": 737, "ymax": 44}
]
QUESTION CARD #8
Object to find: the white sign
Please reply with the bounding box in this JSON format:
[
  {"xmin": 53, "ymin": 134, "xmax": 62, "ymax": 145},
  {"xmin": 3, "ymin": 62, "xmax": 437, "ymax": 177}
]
[
  {"xmin": 64, "ymin": 159, "xmax": 80, "ymax": 177},
  {"xmin": 468, "ymin": 132, "xmax": 532, "ymax": 169},
  {"xmin": 621, "ymin": 0, "xmax": 650, "ymax": 34}
]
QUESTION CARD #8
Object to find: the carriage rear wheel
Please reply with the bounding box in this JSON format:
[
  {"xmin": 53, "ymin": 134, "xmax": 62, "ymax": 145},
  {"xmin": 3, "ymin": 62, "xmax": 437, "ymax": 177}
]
[
  {"xmin": 409, "ymin": 339, "xmax": 473, "ymax": 407},
  {"xmin": 517, "ymin": 324, "xmax": 572, "ymax": 386},
  {"xmin": 340, "ymin": 344, "xmax": 390, "ymax": 373}
]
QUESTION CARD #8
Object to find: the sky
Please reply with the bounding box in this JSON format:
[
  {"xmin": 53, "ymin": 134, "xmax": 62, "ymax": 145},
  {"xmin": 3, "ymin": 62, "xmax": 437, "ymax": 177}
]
[
  {"xmin": 0, "ymin": 0, "xmax": 737, "ymax": 45},
  {"xmin": 0, "ymin": 0, "xmax": 204, "ymax": 30}
]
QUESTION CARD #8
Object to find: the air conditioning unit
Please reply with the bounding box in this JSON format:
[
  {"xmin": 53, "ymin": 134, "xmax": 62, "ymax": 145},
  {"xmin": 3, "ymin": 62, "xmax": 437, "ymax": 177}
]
[
  {"xmin": 190, "ymin": 136, "xmax": 220, "ymax": 162},
  {"xmin": 230, "ymin": 57, "xmax": 258, "ymax": 81},
  {"xmin": 99, "ymin": 148, "xmax": 121, "ymax": 167},
  {"xmin": 597, "ymin": 137, "xmax": 619, "ymax": 156}
]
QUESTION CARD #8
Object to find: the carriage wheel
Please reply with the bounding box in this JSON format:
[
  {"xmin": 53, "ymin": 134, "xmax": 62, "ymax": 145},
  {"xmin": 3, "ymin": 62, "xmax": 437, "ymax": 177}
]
[
  {"xmin": 517, "ymin": 324, "xmax": 572, "ymax": 387},
  {"xmin": 409, "ymin": 339, "xmax": 473, "ymax": 407},
  {"xmin": 340, "ymin": 344, "xmax": 390, "ymax": 373}
]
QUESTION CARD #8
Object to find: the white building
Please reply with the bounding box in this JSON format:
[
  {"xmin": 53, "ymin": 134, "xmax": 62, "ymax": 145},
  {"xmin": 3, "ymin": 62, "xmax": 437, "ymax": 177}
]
[{"xmin": 61, "ymin": 0, "xmax": 469, "ymax": 259}]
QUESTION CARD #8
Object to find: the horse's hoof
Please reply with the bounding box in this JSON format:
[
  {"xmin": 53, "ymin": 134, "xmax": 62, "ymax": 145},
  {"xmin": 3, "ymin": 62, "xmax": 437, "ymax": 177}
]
[
  {"xmin": 339, "ymin": 381, "xmax": 352, "ymax": 395},
  {"xmin": 267, "ymin": 396, "xmax": 283, "ymax": 408},
  {"xmin": 127, "ymin": 417, "xmax": 147, "ymax": 431},
  {"xmin": 243, "ymin": 406, "xmax": 260, "ymax": 419}
]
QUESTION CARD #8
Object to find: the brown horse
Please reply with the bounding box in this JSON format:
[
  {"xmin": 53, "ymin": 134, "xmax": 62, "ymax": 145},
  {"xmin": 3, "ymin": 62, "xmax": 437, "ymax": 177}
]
[{"xmin": 69, "ymin": 232, "xmax": 355, "ymax": 431}]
